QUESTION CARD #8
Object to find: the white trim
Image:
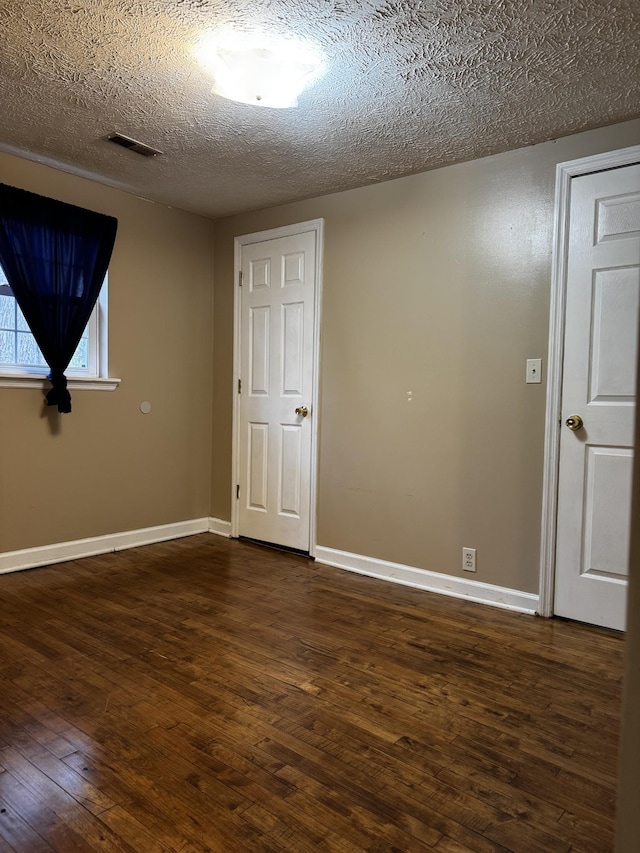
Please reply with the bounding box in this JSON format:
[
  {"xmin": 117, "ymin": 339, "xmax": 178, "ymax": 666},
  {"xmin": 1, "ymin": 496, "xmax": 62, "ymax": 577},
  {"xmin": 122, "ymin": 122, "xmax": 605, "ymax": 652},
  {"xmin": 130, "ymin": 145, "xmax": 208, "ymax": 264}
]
[
  {"xmin": 539, "ymin": 144, "xmax": 640, "ymax": 617},
  {"xmin": 0, "ymin": 375, "xmax": 120, "ymax": 391},
  {"xmin": 97, "ymin": 277, "xmax": 109, "ymax": 379},
  {"xmin": 316, "ymin": 546, "xmax": 539, "ymax": 614},
  {"xmin": 0, "ymin": 518, "xmax": 209, "ymax": 575},
  {"xmin": 0, "ymin": 523, "xmax": 538, "ymax": 614},
  {"xmin": 231, "ymin": 232, "xmax": 242, "ymax": 539},
  {"xmin": 208, "ymin": 517, "xmax": 232, "ymax": 537},
  {"xmin": 231, "ymin": 219, "xmax": 324, "ymax": 557}
]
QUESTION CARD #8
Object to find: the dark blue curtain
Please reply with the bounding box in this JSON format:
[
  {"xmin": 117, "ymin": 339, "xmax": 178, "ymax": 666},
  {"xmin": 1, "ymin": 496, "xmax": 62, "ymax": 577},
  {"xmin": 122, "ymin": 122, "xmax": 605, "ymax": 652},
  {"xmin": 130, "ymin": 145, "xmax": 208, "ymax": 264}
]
[{"xmin": 0, "ymin": 184, "xmax": 118, "ymax": 413}]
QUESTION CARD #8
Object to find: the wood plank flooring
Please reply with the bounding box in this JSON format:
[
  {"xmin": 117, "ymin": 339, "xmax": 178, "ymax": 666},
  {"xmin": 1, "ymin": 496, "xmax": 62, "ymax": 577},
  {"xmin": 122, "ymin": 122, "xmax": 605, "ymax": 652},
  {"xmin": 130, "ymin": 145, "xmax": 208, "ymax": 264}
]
[{"xmin": 0, "ymin": 534, "xmax": 623, "ymax": 852}]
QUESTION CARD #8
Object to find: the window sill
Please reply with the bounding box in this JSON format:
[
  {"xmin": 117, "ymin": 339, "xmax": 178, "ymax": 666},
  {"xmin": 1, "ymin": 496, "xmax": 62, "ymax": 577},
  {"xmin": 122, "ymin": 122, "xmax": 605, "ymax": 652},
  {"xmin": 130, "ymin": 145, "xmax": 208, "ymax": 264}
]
[{"xmin": 0, "ymin": 374, "xmax": 121, "ymax": 391}]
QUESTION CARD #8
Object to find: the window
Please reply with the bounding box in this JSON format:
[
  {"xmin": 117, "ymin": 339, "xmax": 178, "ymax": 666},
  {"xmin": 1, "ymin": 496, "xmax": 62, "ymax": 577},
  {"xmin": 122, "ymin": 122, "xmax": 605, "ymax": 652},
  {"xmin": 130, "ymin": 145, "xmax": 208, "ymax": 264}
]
[
  {"xmin": 0, "ymin": 263, "xmax": 116, "ymax": 389},
  {"xmin": 0, "ymin": 183, "xmax": 119, "ymax": 405}
]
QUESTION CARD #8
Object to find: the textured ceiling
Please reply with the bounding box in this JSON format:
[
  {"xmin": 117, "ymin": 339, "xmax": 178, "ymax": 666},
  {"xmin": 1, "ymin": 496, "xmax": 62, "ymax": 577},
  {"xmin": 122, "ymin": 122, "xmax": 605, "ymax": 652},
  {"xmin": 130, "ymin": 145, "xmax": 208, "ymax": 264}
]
[{"xmin": 0, "ymin": 0, "xmax": 638, "ymax": 219}]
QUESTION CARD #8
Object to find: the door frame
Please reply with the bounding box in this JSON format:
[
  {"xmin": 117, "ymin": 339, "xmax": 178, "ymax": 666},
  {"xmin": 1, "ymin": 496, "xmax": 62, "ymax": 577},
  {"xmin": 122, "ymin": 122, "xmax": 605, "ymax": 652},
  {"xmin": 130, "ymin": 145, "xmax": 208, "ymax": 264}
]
[
  {"xmin": 230, "ymin": 218, "xmax": 324, "ymax": 555},
  {"xmin": 538, "ymin": 145, "xmax": 640, "ymax": 617}
]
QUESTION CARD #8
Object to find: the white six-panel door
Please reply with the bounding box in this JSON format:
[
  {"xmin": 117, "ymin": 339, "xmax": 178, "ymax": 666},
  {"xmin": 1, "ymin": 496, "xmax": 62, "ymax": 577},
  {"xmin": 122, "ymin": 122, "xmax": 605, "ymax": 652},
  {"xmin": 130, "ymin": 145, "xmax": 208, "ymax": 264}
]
[
  {"xmin": 554, "ymin": 164, "xmax": 640, "ymax": 630},
  {"xmin": 237, "ymin": 228, "xmax": 318, "ymax": 552}
]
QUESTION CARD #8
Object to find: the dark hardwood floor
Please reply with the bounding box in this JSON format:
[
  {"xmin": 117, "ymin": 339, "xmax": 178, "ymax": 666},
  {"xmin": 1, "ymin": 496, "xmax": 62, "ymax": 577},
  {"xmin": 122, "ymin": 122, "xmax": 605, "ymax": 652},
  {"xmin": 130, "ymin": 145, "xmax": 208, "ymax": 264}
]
[{"xmin": 0, "ymin": 534, "xmax": 623, "ymax": 852}]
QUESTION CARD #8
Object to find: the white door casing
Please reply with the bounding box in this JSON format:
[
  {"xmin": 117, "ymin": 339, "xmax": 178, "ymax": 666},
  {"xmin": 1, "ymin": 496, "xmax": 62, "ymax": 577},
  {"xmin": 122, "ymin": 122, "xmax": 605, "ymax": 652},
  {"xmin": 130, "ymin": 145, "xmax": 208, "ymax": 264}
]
[
  {"xmin": 540, "ymin": 149, "xmax": 640, "ymax": 630},
  {"xmin": 232, "ymin": 221, "xmax": 323, "ymax": 553}
]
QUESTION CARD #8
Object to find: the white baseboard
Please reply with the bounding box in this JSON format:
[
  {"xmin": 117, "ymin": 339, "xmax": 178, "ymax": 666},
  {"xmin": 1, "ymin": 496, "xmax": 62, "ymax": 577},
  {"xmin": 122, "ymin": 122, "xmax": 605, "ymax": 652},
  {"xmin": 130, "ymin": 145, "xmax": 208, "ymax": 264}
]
[
  {"xmin": 0, "ymin": 523, "xmax": 538, "ymax": 615},
  {"xmin": 315, "ymin": 546, "xmax": 539, "ymax": 614},
  {"xmin": 0, "ymin": 518, "xmax": 211, "ymax": 575},
  {"xmin": 208, "ymin": 517, "xmax": 232, "ymax": 537}
]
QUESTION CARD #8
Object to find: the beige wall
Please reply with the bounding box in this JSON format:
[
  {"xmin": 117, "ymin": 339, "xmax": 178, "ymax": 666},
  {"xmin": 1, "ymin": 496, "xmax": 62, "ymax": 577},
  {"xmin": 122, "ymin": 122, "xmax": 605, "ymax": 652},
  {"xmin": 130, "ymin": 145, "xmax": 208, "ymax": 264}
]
[
  {"xmin": 3, "ymin": 120, "xmax": 637, "ymax": 592},
  {"xmin": 0, "ymin": 152, "xmax": 215, "ymax": 553},
  {"xmin": 212, "ymin": 119, "xmax": 640, "ymax": 594}
]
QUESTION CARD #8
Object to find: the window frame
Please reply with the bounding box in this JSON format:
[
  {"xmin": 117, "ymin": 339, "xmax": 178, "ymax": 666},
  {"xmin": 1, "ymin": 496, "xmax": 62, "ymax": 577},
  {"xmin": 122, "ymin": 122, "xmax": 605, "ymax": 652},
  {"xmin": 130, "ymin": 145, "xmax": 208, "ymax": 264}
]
[{"xmin": 0, "ymin": 273, "xmax": 120, "ymax": 391}]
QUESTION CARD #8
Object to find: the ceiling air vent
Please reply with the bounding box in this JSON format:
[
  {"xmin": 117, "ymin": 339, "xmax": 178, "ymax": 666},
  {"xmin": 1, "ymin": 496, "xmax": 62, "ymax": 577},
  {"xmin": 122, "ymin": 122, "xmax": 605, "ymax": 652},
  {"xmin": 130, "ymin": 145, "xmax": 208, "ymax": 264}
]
[{"xmin": 106, "ymin": 133, "xmax": 162, "ymax": 157}]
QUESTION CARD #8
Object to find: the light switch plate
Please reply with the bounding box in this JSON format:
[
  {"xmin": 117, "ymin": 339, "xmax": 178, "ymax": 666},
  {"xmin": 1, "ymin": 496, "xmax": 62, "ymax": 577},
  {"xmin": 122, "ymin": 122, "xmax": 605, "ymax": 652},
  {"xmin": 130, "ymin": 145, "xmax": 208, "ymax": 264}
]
[{"xmin": 526, "ymin": 358, "xmax": 542, "ymax": 384}]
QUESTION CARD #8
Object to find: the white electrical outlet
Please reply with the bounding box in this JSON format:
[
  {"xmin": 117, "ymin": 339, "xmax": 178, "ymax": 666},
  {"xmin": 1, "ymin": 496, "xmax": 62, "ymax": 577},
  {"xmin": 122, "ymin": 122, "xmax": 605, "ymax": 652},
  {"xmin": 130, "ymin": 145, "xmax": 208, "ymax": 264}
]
[
  {"xmin": 462, "ymin": 547, "xmax": 476, "ymax": 572},
  {"xmin": 526, "ymin": 358, "xmax": 542, "ymax": 384}
]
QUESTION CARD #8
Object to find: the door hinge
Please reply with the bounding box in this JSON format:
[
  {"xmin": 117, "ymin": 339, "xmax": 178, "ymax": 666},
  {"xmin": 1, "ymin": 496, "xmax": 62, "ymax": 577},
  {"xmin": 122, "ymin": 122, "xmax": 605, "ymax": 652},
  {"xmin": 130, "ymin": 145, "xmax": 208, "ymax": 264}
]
[
  {"xmin": 238, "ymin": 270, "xmax": 243, "ymax": 287},
  {"xmin": 236, "ymin": 484, "xmax": 240, "ymax": 499},
  {"xmin": 238, "ymin": 378, "xmax": 241, "ymax": 393}
]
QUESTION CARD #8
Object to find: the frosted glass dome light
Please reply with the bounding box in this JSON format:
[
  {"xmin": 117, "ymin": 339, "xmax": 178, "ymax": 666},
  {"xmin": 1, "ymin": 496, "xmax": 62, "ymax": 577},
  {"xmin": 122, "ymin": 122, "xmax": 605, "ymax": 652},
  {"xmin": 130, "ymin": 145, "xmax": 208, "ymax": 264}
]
[{"xmin": 196, "ymin": 30, "xmax": 325, "ymax": 109}]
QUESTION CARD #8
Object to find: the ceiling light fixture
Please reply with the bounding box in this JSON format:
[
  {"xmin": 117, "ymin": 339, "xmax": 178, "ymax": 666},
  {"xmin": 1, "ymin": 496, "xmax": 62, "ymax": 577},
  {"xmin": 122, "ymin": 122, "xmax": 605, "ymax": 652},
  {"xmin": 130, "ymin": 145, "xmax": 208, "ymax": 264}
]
[{"xmin": 195, "ymin": 29, "xmax": 324, "ymax": 109}]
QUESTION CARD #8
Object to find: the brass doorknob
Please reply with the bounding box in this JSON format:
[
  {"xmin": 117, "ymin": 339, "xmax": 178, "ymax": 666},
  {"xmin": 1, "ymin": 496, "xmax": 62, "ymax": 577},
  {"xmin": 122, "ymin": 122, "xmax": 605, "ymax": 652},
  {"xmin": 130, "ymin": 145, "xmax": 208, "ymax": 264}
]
[
  {"xmin": 565, "ymin": 415, "xmax": 584, "ymax": 431},
  {"xmin": 295, "ymin": 406, "xmax": 309, "ymax": 418}
]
